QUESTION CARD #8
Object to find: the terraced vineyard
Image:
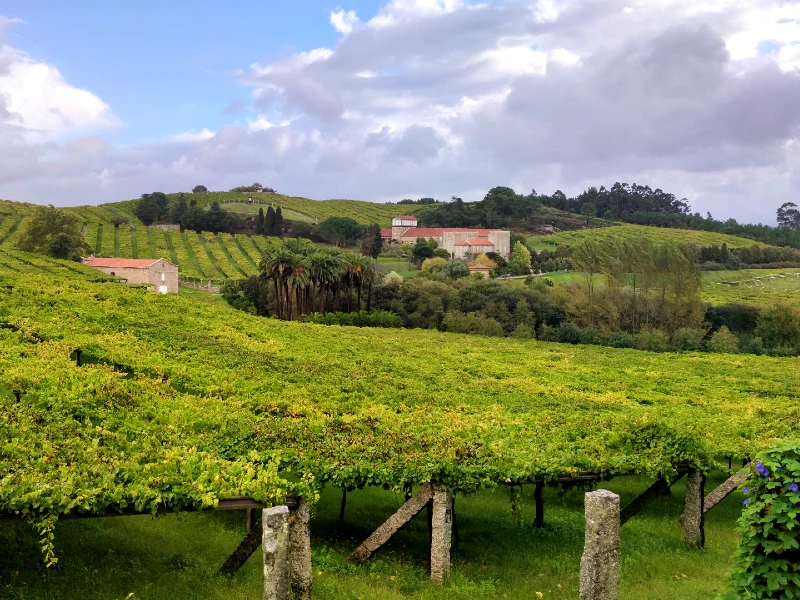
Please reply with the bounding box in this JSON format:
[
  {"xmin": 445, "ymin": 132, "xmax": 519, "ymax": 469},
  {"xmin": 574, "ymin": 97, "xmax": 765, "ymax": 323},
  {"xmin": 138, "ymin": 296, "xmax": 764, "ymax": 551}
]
[{"xmin": 103, "ymin": 191, "xmax": 427, "ymax": 226}]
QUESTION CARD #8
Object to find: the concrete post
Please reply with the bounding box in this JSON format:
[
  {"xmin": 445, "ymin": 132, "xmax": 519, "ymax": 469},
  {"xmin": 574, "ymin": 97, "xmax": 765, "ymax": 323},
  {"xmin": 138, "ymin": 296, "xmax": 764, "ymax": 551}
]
[
  {"xmin": 580, "ymin": 489, "xmax": 621, "ymax": 600},
  {"xmin": 430, "ymin": 484, "xmax": 453, "ymax": 583},
  {"xmin": 289, "ymin": 497, "xmax": 313, "ymax": 600},
  {"xmin": 262, "ymin": 506, "xmax": 290, "ymax": 600},
  {"xmin": 682, "ymin": 471, "xmax": 705, "ymax": 548}
]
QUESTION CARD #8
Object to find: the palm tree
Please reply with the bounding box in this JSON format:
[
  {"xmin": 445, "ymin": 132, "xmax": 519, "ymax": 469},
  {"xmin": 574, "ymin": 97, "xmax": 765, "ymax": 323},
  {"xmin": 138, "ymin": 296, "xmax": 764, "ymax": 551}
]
[
  {"xmin": 310, "ymin": 250, "xmax": 344, "ymax": 314},
  {"xmin": 259, "ymin": 243, "xmax": 294, "ymax": 319},
  {"xmin": 285, "ymin": 252, "xmax": 311, "ymax": 319}
]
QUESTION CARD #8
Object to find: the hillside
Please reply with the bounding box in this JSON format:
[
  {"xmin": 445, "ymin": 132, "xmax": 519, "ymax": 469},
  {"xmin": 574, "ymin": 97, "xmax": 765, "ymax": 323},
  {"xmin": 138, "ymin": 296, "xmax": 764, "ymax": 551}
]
[
  {"xmin": 102, "ymin": 191, "xmax": 429, "ymax": 227},
  {"xmin": 535, "ymin": 223, "xmax": 768, "ymax": 249}
]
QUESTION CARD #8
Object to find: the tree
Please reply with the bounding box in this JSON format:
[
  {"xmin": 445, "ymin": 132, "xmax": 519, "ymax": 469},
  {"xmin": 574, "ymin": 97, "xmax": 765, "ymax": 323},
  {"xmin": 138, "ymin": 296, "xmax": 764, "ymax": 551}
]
[
  {"xmin": 755, "ymin": 305, "xmax": 800, "ymax": 349},
  {"xmin": 507, "ymin": 241, "xmax": 532, "ymax": 275},
  {"xmin": 149, "ymin": 192, "xmax": 169, "ymax": 217},
  {"xmin": 443, "ymin": 260, "xmax": 469, "ymax": 279},
  {"xmin": 360, "ymin": 224, "xmax": 384, "ymax": 257},
  {"xmin": 265, "ymin": 206, "xmax": 277, "ymax": 236},
  {"xmin": 255, "ymin": 207, "xmax": 266, "ymax": 235},
  {"xmin": 580, "ymin": 202, "xmax": 596, "ymax": 218},
  {"xmin": 134, "ymin": 194, "xmax": 161, "ymax": 225},
  {"xmin": 412, "ymin": 237, "xmax": 434, "ymax": 262},
  {"xmin": 777, "ymin": 202, "xmax": 799, "ymax": 230},
  {"xmin": 205, "ymin": 201, "xmax": 230, "ymax": 234},
  {"xmin": 16, "ymin": 204, "xmax": 89, "ymax": 260},
  {"xmin": 170, "ymin": 194, "xmax": 188, "ymax": 229},
  {"xmin": 319, "ymin": 217, "xmax": 364, "ymax": 247},
  {"xmin": 275, "ymin": 206, "xmax": 284, "ymax": 233},
  {"xmin": 192, "ymin": 185, "xmax": 208, "ymax": 193}
]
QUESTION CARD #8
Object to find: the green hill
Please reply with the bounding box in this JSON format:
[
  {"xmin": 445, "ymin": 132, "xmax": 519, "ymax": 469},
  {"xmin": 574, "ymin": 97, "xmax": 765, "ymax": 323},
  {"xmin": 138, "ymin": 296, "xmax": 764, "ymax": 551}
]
[{"xmin": 530, "ymin": 223, "xmax": 769, "ymax": 250}]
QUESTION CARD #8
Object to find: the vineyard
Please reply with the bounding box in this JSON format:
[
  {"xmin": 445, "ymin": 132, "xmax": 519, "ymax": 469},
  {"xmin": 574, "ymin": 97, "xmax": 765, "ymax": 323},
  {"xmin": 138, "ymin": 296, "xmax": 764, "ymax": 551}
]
[
  {"xmin": 2, "ymin": 250, "xmax": 799, "ymax": 520},
  {"xmin": 543, "ymin": 223, "xmax": 770, "ymax": 249}
]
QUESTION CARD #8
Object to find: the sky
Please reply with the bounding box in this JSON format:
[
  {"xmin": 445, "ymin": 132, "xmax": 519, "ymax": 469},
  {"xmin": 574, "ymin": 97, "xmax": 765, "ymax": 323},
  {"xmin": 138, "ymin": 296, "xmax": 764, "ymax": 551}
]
[{"xmin": 0, "ymin": 0, "xmax": 799, "ymax": 225}]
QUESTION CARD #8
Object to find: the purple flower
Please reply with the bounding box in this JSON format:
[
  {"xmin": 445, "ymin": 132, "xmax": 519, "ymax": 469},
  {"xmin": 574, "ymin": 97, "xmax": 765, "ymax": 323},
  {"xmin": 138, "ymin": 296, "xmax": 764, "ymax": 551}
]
[
  {"xmin": 743, "ymin": 498, "xmax": 751, "ymax": 505},
  {"xmin": 743, "ymin": 487, "xmax": 749, "ymax": 494},
  {"xmin": 755, "ymin": 462, "xmax": 770, "ymax": 477},
  {"xmin": 790, "ymin": 483, "xmax": 799, "ymax": 493}
]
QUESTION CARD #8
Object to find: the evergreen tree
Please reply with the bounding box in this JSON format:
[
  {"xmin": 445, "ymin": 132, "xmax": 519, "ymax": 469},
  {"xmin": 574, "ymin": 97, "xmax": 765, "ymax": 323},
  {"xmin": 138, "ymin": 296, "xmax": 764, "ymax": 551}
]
[
  {"xmin": 170, "ymin": 194, "xmax": 188, "ymax": 230},
  {"xmin": 508, "ymin": 241, "xmax": 532, "ymax": 275},
  {"xmin": 275, "ymin": 206, "xmax": 284, "ymax": 234},
  {"xmin": 265, "ymin": 206, "xmax": 277, "ymax": 236},
  {"xmin": 256, "ymin": 207, "xmax": 265, "ymax": 234},
  {"xmin": 134, "ymin": 194, "xmax": 161, "ymax": 225},
  {"xmin": 360, "ymin": 224, "xmax": 384, "ymax": 257}
]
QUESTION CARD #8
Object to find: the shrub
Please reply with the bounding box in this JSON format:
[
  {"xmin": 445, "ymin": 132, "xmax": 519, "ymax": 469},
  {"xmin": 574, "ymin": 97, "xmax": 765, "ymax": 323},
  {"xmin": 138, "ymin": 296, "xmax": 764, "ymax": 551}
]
[
  {"xmin": 511, "ymin": 323, "xmax": 535, "ymax": 339},
  {"xmin": 300, "ymin": 310, "xmax": 402, "ymax": 328},
  {"xmin": 554, "ymin": 322, "xmax": 583, "ymax": 344},
  {"xmin": 706, "ymin": 303, "xmax": 761, "ymax": 335},
  {"xmin": 607, "ymin": 331, "xmax": 633, "ymax": 348},
  {"xmin": 741, "ymin": 336, "xmax": 766, "ymax": 356},
  {"xmin": 441, "ymin": 311, "xmax": 504, "ymax": 337},
  {"xmin": 722, "ymin": 442, "xmax": 800, "ymax": 599},
  {"xmin": 536, "ymin": 323, "xmax": 554, "ymax": 341},
  {"xmin": 707, "ymin": 326, "xmax": 740, "ymax": 353},
  {"xmin": 432, "ymin": 247, "xmax": 451, "ymax": 259},
  {"xmin": 443, "ymin": 260, "xmax": 469, "ymax": 280},
  {"xmin": 421, "ymin": 257, "xmax": 448, "ymax": 274},
  {"xmin": 634, "ymin": 330, "xmax": 670, "ymax": 352},
  {"xmin": 672, "ymin": 327, "xmax": 705, "ymax": 352},
  {"xmin": 581, "ymin": 326, "xmax": 607, "ymax": 345},
  {"xmin": 755, "ymin": 305, "xmax": 800, "ymax": 349},
  {"xmin": 383, "ymin": 271, "xmax": 404, "ymax": 287}
]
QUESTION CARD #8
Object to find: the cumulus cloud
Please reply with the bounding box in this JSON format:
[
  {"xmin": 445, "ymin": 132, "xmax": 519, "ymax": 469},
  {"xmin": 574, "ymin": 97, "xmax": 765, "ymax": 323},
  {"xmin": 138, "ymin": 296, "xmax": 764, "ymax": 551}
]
[{"xmin": 1, "ymin": 2, "xmax": 800, "ymax": 224}]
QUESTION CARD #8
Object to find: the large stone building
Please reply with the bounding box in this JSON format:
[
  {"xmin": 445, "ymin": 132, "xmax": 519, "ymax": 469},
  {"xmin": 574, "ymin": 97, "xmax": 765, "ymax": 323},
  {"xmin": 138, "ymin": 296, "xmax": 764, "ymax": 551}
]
[
  {"xmin": 381, "ymin": 215, "xmax": 511, "ymax": 259},
  {"xmin": 82, "ymin": 257, "xmax": 179, "ymax": 294}
]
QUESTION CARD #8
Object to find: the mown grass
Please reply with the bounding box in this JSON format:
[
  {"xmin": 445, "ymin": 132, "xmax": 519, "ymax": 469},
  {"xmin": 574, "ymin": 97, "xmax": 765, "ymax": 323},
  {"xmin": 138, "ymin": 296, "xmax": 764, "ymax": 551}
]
[
  {"xmin": 195, "ymin": 232, "xmax": 229, "ymax": 278},
  {"xmin": 130, "ymin": 227, "xmax": 139, "ymax": 259},
  {"xmin": 215, "ymin": 235, "xmax": 249, "ymax": 276},
  {"xmin": 179, "ymin": 231, "xmax": 208, "ymax": 279},
  {"xmin": 94, "ymin": 224, "xmax": 103, "ymax": 255},
  {"xmin": 0, "ymin": 473, "xmax": 742, "ymax": 600},
  {"xmin": 701, "ymin": 269, "xmax": 800, "ymax": 308},
  {"xmin": 229, "ymin": 234, "xmax": 258, "ymax": 270}
]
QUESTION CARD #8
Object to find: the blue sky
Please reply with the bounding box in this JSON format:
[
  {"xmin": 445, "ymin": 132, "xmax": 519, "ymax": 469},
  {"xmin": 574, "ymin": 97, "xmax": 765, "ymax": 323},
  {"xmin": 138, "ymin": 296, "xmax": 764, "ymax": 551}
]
[
  {"xmin": 2, "ymin": 1, "xmax": 384, "ymax": 143},
  {"xmin": 0, "ymin": 1, "xmax": 799, "ymax": 224}
]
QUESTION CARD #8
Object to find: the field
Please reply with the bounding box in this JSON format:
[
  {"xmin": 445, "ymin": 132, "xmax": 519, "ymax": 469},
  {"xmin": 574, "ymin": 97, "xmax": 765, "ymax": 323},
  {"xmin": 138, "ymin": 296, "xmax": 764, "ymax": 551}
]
[
  {"xmin": 2, "ymin": 251, "xmax": 798, "ymax": 597},
  {"xmin": 701, "ymin": 268, "xmax": 800, "ymax": 308},
  {"xmin": 533, "ymin": 223, "xmax": 767, "ymax": 249}
]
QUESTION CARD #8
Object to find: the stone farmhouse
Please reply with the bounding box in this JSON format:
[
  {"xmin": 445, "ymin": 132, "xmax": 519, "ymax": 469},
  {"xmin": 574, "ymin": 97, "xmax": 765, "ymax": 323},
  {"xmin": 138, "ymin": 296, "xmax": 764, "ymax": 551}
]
[
  {"xmin": 82, "ymin": 257, "xmax": 179, "ymax": 294},
  {"xmin": 381, "ymin": 215, "xmax": 511, "ymax": 259}
]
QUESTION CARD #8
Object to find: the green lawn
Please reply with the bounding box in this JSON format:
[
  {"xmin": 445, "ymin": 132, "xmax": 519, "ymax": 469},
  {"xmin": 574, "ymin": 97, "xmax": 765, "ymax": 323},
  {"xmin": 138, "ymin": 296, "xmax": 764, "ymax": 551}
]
[
  {"xmin": 0, "ymin": 474, "xmax": 743, "ymax": 600},
  {"xmin": 701, "ymin": 268, "xmax": 800, "ymax": 308}
]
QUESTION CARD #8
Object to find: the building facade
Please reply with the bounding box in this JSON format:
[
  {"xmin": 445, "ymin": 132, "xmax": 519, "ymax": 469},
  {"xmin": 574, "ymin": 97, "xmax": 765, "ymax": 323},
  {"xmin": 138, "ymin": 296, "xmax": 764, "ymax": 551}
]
[
  {"xmin": 82, "ymin": 257, "xmax": 179, "ymax": 294},
  {"xmin": 382, "ymin": 215, "xmax": 511, "ymax": 259}
]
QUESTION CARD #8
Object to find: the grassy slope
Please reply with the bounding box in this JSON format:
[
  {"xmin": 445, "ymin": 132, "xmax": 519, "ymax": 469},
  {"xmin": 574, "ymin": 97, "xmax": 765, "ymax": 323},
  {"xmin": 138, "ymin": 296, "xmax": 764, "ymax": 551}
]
[
  {"xmin": 701, "ymin": 268, "xmax": 800, "ymax": 308},
  {"xmin": 541, "ymin": 223, "xmax": 768, "ymax": 249}
]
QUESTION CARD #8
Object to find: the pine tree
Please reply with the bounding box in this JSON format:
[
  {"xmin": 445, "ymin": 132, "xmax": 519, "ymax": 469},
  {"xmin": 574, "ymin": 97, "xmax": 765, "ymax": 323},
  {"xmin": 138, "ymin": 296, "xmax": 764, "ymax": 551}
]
[
  {"xmin": 275, "ymin": 206, "xmax": 284, "ymax": 234},
  {"xmin": 255, "ymin": 207, "xmax": 265, "ymax": 234},
  {"xmin": 265, "ymin": 206, "xmax": 277, "ymax": 236}
]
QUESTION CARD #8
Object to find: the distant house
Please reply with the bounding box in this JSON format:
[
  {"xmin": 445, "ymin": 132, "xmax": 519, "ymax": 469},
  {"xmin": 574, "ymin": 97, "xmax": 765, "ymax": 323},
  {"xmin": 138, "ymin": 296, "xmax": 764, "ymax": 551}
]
[
  {"xmin": 82, "ymin": 257, "xmax": 179, "ymax": 294},
  {"xmin": 381, "ymin": 215, "xmax": 511, "ymax": 259}
]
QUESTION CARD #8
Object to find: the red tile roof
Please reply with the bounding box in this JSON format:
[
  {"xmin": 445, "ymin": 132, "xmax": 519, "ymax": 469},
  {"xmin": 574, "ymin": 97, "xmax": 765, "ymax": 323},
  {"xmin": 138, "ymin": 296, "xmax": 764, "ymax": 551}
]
[
  {"xmin": 395, "ymin": 215, "xmax": 418, "ymax": 220},
  {"xmin": 380, "ymin": 228, "xmax": 392, "ymax": 238},
  {"xmin": 454, "ymin": 239, "xmax": 495, "ymax": 247},
  {"xmin": 399, "ymin": 228, "xmax": 497, "ymax": 238},
  {"xmin": 83, "ymin": 257, "xmax": 163, "ymax": 269}
]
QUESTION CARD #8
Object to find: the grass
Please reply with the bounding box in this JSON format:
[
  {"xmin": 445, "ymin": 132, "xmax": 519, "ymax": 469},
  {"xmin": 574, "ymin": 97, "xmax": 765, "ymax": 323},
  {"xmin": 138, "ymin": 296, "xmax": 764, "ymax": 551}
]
[
  {"xmin": 229, "ymin": 235, "xmax": 258, "ymax": 270},
  {"xmin": 0, "ymin": 473, "xmax": 742, "ymax": 600},
  {"xmin": 146, "ymin": 228, "xmax": 158, "ymax": 259},
  {"xmin": 179, "ymin": 231, "xmax": 208, "ymax": 279},
  {"xmin": 544, "ymin": 224, "xmax": 769, "ymax": 250},
  {"xmin": 130, "ymin": 228, "xmax": 139, "ymax": 258},
  {"xmin": 94, "ymin": 225, "xmax": 103, "ymax": 255},
  {"xmin": 113, "ymin": 226, "xmax": 120, "ymax": 256},
  {"xmin": 195, "ymin": 232, "xmax": 229, "ymax": 279},
  {"xmin": 214, "ymin": 235, "xmax": 249, "ymax": 276},
  {"xmin": 701, "ymin": 268, "xmax": 800, "ymax": 308},
  {"xmin": 162, "ymin": 229, "xmax": 180, "ymax": 266}
]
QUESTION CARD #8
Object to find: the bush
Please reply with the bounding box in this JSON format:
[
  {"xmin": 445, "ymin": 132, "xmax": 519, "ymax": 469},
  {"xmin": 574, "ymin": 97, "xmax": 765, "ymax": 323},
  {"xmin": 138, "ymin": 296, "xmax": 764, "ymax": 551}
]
[
  {"xmin": 443, "ymin": 260, "xmax": 469, "ymax": 280},
  {"xmin": 554, "ymin": 322, "xmax": 583, "ymax": 344},
  {"xmin": 536, "ymin": 323, "xmax": 554, "ymax": 341},
  {"xmin": 607, "ymin": 331, "xmax": 633, "ymax": 348},
  {"xmin": 722, "ymin": 442, "xmax": 800, "ymax": 599},
  {"xmin": 511, "ymin": 323, "xmax": 535, "ymax": 339},
  {"xmin": 299, "ymin": 310, "xmax": 402, "ymax": 328},
  {"xmin": 672, "ymin": 328, "xmax": 706, "ymax": 352},
  {"xmin": 741, "ymin": 336, "xmax": 766, "ymax": 356},
  {"xmin": 705, "ymin": 303, "xmax": 761, "ymax": 335},
  {"xmin": 421, "ymin": 257, "xmax": 448, "ymax": 274},
  {"xmin": 707, "ymin": 326, "xmax": 739, "ymax": 353},
  {"xmin": 633, "ymin": 330, "xmax": 670, "ymax": 352},
  {"xmin": 441, "ymin": 311, "xmax": 505, "ymax": 336},
  {"xmin": 432, "ymin": 247, "xmax": 451, "ymax": 259},
  {"xmin": 581, "ymin": 326, "xmax": 607, "ymax": 345},
  {"xmin": 755, "ymin": 305, "xmax": 800, "ymax": 349}
]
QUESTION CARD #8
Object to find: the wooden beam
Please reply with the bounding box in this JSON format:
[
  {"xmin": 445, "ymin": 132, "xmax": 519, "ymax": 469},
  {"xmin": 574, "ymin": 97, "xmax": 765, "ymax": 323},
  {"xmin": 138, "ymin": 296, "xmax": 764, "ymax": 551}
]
[
  {"xmin": 534, "ymin": 483, "xmax": 544, "ymax": 529},
  {"xmin": 220, "ymin": 515, "xmax": 263, "ymax": 576},
  {"xmin": 347, "ymin": 483, "xmax": 434, "ymax": 564},
  {"xmin": 620, "ymin": 477, "xmax": 670, "ymax": 526},
  {"xmin": 704, "ymin": 468, "xmax": 750, "ymax": 513}
]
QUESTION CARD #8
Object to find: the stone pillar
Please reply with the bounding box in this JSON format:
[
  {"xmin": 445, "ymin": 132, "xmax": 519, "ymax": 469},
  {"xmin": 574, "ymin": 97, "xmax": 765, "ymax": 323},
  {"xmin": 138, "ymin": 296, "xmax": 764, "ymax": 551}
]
[
  {"xmin": 289, "ymin": 497, "xmax": 313, "ymax": 600},
  {"xmin": 262, "ymin": 506, "xmax": 290, "ymax": 600},
  {"xmin": 580, "ymin": 489, "xmax": 620, "ymax": 600},
  {"xmin": 682, "ymin": 471, "xmax": 705, "ymax": 549},
  {"xmin": 430, "ymin": 484, "xmax": 453, "ymax": 583}
]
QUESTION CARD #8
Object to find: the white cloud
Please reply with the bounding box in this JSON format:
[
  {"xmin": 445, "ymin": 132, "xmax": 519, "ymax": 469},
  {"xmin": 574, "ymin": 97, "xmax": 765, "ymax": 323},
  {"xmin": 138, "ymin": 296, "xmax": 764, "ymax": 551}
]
[
  {"xmin": 1, "ymin": 2, "xmax": 800, "ymax": 226},
  {"xmin": 330, "ymin": 9, "xmax": 360, "ymax": 36}
]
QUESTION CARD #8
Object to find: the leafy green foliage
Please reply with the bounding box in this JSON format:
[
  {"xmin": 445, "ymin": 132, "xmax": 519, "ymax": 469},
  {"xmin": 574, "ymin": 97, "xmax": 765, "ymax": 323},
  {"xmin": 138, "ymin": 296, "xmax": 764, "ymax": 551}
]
[
  {"xmin": 299, "ymin": 310, "xmax": 402, "ymax": 328},
  {"xmin": 16, "ymin": 204, "xmax": 89, "ymax": 260},
  {"xmin": 319, "ymin": 217, "xmax": 364, "ymax": 247},
  {"xmin": 723, "ymin": 442, "xmax": 800, "ymax": 599}
]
